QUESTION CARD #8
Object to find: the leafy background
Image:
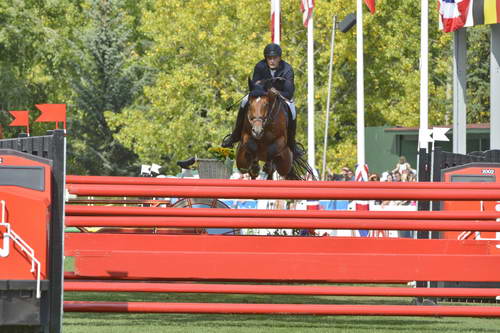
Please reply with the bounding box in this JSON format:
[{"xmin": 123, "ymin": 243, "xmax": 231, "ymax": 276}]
[{"xmin": 0, "ymin": 0, "xmax": 491, "ymax": 175}]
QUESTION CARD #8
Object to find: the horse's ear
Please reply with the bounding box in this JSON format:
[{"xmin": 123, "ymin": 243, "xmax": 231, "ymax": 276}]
[{"xmin": 248, "ymin": 77, "xmax": 253, "ymax": 92}]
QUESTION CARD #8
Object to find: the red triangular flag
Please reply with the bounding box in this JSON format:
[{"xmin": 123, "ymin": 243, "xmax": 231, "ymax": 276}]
[
  {"xmin": 35, "ymin": 104, "xmax": 66, "ymax": 129},
  {"xmin": 364, "ymin": 0, "xmax": 375, "ymax": 14},
  {"xmin": 8, "ymin": 111, "xmax": 30, "ymax": 135}
]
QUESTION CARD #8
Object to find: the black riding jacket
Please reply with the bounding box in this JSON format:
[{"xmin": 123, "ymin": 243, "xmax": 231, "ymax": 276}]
[{"xmin": 251, "ymin": 59, "xmax": 295, "ymax": 100}]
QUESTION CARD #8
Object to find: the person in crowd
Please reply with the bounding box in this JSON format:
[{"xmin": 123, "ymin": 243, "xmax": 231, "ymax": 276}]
[
  {"xmin": 393, "ymin": 171, "xmax": 402, "ymax": 182},
  {"xmin": 406, "ymin": 172, "xmax": 417, "ymax": 182},
  {"xmin": 386, "ymin": 173, "xmax": 394, "ymax": 182},
  {"xmin": 392, "ymin": 156, "xmax": 412, "ymax": 182},
  {"xmin": 369, "ymin": 173, "xmax": 380, "ymax": 181},
  {"xmin": 340, "ymin": 167, "xmax": 351, "ymax": 181}
]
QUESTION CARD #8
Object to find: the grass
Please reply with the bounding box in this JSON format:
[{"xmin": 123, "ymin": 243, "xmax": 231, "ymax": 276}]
[{"xmin": 63, "ymin": 290, "xmax": 500, "ymax": 333}]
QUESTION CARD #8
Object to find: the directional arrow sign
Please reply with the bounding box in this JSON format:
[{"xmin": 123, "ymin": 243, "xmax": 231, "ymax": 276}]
[{"xmin": 432, "ymin": 127, "xmax": 450, "ymax": 142}]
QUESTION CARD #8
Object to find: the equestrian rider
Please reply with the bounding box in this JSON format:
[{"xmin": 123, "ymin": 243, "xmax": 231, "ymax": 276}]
[{"xmin": 221, "ymin": 43, "xmax": 301, "ymax": 156}]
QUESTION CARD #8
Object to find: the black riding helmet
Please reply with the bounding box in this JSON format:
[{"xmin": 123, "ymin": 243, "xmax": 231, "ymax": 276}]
[{"xmin": 263, "ymin": 43, "xmax": 282, "ymax": 58}]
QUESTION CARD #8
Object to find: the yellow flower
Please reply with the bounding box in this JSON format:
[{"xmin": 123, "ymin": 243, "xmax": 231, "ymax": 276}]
[{"xmin": 208, "ymin": 146, "xmax": 235, "ymax": 161}]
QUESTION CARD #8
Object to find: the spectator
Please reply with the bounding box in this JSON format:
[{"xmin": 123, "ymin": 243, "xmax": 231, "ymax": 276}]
[
  {"xmin": 340, "ymin": 167, "xmax": 352, "ymax": 181},
  {"xmin": 393, "ymin": 171, "xmax": 402, "ymax": 182},
  {"xmin": 346, "ymin": 169, "xmax": 354, "ymax": 181},
  {"xmin": 392, "ymin": 156, "xmax": 412, "ymax": 182},
  {"xmin": 369, "ymin": 173, "xmax": 380, "ymax": 181},
  {"xmin": 407, "ymin": 172, "xmax": 417, "ymax": 182}
]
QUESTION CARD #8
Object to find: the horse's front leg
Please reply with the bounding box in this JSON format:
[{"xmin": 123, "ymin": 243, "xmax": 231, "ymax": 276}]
[
  {"xmin": 236, "ymin": 134, "xmax": 258, "ymax": 176},
  {"xmin": 262, "ymin": 161, "xmax": 275, "ymax": 180}
]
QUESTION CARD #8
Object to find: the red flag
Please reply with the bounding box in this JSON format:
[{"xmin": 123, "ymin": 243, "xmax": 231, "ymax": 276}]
[
  {"xmin": 35, "ymin": 104, "xmax": 66, "ymax": 129},
  {"xmin": 8, "ymin": 110, "xmax": 30, "ymax": 134},
  {"xmin": 300, "ymin": 0, "xmax": 314, "ymax": 27},
  {"xmin": 438, "ymin": 0, "xmax": 471, "ymax": 33},
  {"xmin": 364, "ymin": 0, "xmax": 376, "ymax": 14}
]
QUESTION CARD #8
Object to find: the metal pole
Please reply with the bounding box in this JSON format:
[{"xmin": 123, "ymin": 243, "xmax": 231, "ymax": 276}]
[
  {"xmin": 491, "ymin": 24, "xmax": 500, "ymax": 149},
  {"xmin": 64, "ymin": 301, "xmax": 500, "ymax": 316},
  {"xmin": 321, "ymin": 15, "xmax": 337, "ymax": 180},
  {"xmin": 418, "ymin": 0, "xmax": 429, "ymax": 150},
  {"xmin": 453, "ymin": 29, "xmax": 467, "ymax": 154},
  {"xmin": 356, "ymin": 0, "xmax": 365, "ymax": 166},
  {"xmin": 272, "ymin": 0, "xmax": 280, "ymax": 44},
  {"xmin": 307, "ymin": 14, "xmax": 315, "ymax": 169}
]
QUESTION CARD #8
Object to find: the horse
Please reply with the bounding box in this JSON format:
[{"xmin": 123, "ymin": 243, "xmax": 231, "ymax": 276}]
[{"xmin": 236, "ymin": 78, "xmax": 313, "ymax": 180}]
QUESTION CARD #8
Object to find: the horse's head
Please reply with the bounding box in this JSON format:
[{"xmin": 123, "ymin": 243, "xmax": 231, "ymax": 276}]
[
  {"xmin": 247, "ymin": 91, "xmax": 270, "ymax": 140},
  {"xmin": 247, "ymin": 92, "xmax": 281, "ymax": 141}
]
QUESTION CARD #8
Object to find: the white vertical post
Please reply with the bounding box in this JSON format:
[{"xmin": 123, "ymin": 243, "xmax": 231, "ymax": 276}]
[
  {"xmin": 321, "ymin": 15, "xmax": 337, "ymax": 180},
  {"xmin": 418, "ymin": 0, "xmax": 429, "ymax": 150},
  {"xmin": 356, "ymin": 0, "xmax": 365, "ymax": 166},
  {"xmin": 272, "ymin": 0, "xmax": 280, "ymax": 44},
  {"xmin": 491, "ymin": 24, "xmax": 500, "ymax": 149},
  {"xmin": 453, "ymin": 29, "xmax": 467, "ymax": 154},
  {"xmin": 307, "ymin": 14, "xmax": 315, "ymax": 169}
]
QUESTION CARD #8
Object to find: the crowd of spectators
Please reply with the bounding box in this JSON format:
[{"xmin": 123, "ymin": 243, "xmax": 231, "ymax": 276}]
[{"xmin": 326, "ymin": 156, "xmax": 417, "ymax": 207}]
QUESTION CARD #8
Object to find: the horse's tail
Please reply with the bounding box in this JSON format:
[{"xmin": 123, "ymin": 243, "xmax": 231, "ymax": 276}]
[{"xmin": 287, "ymin": 143, "xmax": 317, "ymax": 180}]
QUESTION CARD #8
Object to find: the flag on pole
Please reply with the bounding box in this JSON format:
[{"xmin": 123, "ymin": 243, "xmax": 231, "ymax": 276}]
[
  {"xmin": 458, "ymin": 0, "xmax": 500, "ymax": 29},
  {"xmin": 355, "ymin": 163, "xmax": 369, "ymax": 182},
  {"xmin": 437, "ymin": 0, "xmax": 471, "ymax": 32},
  {"xmin": 364, "ymin": 0, "xmax": 376, "ymax": 14},
  {"xmin": 35, "ymin": 104, "xmax": 67, "ymax": 129},
  {"xmin": 300, "ymin": 0, "xmax": 314, "ymax": 27},
  {"xmin": 8, "ymin": 110, "xmax": 30, "ymax": 134}
]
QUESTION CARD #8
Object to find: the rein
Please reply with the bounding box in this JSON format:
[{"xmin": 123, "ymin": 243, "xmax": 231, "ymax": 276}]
[{"xmin": 248, "ymin": 94, "xmax": 282, "ymax": 130}]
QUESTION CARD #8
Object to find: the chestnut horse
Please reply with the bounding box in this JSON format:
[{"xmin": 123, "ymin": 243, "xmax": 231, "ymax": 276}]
[{"xmin": 236, "ymin": 79, "xmax": 313, "ymax": 180}]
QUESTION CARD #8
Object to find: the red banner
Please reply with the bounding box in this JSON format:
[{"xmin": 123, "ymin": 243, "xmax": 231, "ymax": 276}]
[
  {"xmin": 35, "ymin": 104, "xmax": 66, "ymax": 129},
  {"xmin": 364, "ymin": 0, "xmax": 376, "ymax": 14},
  {"xmin": 8, "ymin": 110, "xmax": 30, "ymax": 134}
]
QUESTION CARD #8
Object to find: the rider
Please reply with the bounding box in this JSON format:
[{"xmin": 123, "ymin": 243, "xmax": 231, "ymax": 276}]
[{"xmin": 221, "ymin": 43, "xmax": 301, "ymax": 155}]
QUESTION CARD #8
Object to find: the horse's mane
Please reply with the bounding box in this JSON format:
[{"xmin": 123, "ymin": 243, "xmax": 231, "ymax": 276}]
[{"xmin": 249, "ymin": 87, "xmax": 267, "ymax": 98}]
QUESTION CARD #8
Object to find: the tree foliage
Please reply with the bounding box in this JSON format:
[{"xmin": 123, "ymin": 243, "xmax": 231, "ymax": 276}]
[
  {"xmin": 0, "ymin": 0, "xmax": 492, "ymax": 175},
  {"xmin": 68, "ymin": 0, "xmax": 151, "ymax": 175}
]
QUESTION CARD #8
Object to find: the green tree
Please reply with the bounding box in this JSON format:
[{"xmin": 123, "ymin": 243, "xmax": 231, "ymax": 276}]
[
  {"xmin": 107, "ymin": 0, "xmax": 274, "ymax": 174},
  {"xmin": 0, "ymin": 0, "xmax": 83, "ymax": 137},
  {"xmin": 467, "ymin": 25, "xmax": 490, "ymax": 123},
  {"xmin": 68, "ymin": 0, "xmax": 151, "ymax": 175}
]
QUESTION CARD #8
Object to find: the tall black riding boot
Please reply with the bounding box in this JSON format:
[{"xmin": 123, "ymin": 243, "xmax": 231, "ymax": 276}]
[
  {"xmin": 287, "ymin": 115, "xmax": 304, "ymax": 157},
  {"xmin": 222, "ymin": 105, "xmax": 246, "ymax": 148}
]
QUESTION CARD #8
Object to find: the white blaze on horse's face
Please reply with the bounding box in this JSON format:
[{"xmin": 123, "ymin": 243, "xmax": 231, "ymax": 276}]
[{"xmin": 248, "ymin": 96, "xmax": 269, "ymax": 140}]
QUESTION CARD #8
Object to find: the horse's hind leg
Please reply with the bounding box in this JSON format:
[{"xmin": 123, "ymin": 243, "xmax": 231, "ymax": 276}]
[{"xmin": 274, "ymin": 147, "xmax": 293, "ymax": 179}]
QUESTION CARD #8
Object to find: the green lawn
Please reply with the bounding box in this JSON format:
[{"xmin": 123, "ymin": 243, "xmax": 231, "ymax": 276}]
[{"xmin": 63, "ymin": 291, "xmax": 500, "ymax": 333}]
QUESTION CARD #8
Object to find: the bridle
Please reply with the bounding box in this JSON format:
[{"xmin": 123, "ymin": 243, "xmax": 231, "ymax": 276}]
[{"xmin": 247, "ymin": 93, "xmax": 281, "ymax": 130}]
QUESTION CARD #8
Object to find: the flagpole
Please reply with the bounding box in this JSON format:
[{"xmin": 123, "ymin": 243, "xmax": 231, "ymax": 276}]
[
  {"xmin": 321, "ymin": 15, "xmax": 337, "ymax": 180},
  {"xmin": 356, "ymin": 0, "xmax": 365, "ymax": 166},
  {"xmin": 307, "ymin": 13, "xmax": 315, "ymax": 170},
  {"xmin": 418, "ymin": 0, "xmax": 429, "ymax": 150},
  {"xmin": 272, "ymin": 0, "xmax": 280, "ymax": 44}
]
